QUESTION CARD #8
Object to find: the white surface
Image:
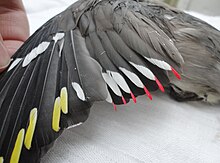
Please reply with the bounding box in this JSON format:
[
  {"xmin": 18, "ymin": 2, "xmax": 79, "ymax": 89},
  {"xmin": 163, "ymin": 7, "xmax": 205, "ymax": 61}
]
[
  {"xmin": 22, "ymin": 0, "xmax": 220, "ymax": 162},
  {"xmin": 178, "ymin": 0, "xmax": 220, "ymax": 16},
  {"xmin": 186, "ymin": 11, "xmax": 220, "ymax": 30}
]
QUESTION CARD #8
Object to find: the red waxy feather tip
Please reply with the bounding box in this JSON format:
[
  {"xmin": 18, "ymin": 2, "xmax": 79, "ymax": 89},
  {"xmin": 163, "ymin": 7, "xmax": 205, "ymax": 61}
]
[
  {"xmin": 155, "ymin": 77, "xmax": 165, "ymax": 92},
  {"xmin": 130, "ymin": 92, "xmax": 137, "ymax": 103},
  {"xmin": 171, "ymin": 67, "xmax": 181, "ymax": 80},
  {"xmin": 113, "ymin": 103, "xmax": 117, "ymax": 111},
  {"xmin": 122, "ymin": 96, "xmax": 127, "ymax": 105},
  {"xmin": 143, "ymin": 86, "xmax": 152, "ymax": 100}
]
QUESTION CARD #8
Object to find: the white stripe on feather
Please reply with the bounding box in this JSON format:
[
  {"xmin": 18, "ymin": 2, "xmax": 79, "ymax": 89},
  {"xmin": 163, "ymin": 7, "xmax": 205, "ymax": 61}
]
[
  {"xmin": 7, "ymin": 58, "xmax": 22, "ymax": 72},
  {"xmin": 67, "ymin": 122, "xmax": 83, "ymax": 129},
  {"xmin": 102, "ymin": 73, "xmax": 122, "ymax": 96},
  {"xmin": 145, "ymin": 57, "xmax": 171, "ymax": 70},
  {"xmin": 164, "ymin": 14, "xmax": 175, "ymax": 20},
  {"xmin": 22, "ymin": 42, "xmax": 50, "ymax": 67},
  {"xmin": 36, "ymin": 42, "xmax": 50, "ymax": 55},
  {"xmin": 107, "ymin": 70, "xmax": 130, "ymax": 93},
  {"xmin": 105, "ymin": 90, "xmax": 113, "ymax": 103},
  {"xmin": 129, "ymin": 62, "xmax": 155, "ymax": 80},
  {"xmin": 71, "ymin": 82, "xmax": 86, "ymax": 101},
  {"xmin": 119, "ymin": 67, "xmax": 143, "ymax": 88},
  {"xmin": 58, "ymin": 38, "xmax": 64, "ymax": 57},
  {"xmin": 53, "ymin": 33, "xmax": 65, "ymax": 42}
]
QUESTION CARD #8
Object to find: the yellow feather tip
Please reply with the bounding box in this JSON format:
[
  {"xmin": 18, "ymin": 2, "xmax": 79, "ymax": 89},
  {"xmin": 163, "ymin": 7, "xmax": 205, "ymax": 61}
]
[
  {"xmin": 52, "ymin": 97, "xmax": 61, "ymax": 132},
  {"xmin": 60, "ymin": 87, "xmax": 68, "ymax": 114},
  {"xmin": 10, "ymin": 129, "xmax": 25, "ymax": 163},
  {"xmin": 24, "ymin": 108, "xmax": 38, "ymax": 150},
  {"xmin": 0, "ymin": 157, "xmax": 4, "ymax": 163}
]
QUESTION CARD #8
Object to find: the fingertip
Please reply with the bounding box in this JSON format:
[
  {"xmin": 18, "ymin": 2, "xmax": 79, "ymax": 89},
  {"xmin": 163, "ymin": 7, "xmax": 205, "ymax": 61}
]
[
  {"xmin": 0, "ymin": 59, "xmax": 11, "ymax": 73},
  {"xmin": 0, "ymin": 40, "xmax": 11, "ymax": 73}
]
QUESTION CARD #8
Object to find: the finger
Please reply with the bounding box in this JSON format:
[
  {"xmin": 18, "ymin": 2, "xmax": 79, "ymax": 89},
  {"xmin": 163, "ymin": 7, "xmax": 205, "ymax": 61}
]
[
  {"xmin": 4, "ymin": 40, "xmax": 24, "ymax": 57},
  {"xmin": 0, "ymin": 34, "xmax": 10, "ymax": 73}
]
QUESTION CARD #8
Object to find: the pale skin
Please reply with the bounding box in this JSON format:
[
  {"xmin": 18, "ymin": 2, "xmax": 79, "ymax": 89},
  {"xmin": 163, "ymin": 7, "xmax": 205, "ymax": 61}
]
[{"xmin": 0, "ymin": 0, "xmax": 29, "ymax": 73}]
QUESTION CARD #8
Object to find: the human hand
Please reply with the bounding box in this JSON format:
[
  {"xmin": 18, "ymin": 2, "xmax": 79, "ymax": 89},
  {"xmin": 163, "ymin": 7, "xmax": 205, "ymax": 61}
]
[{"xmin": 0, "ymin": 0, "xmax": 29, "ymax": 73}]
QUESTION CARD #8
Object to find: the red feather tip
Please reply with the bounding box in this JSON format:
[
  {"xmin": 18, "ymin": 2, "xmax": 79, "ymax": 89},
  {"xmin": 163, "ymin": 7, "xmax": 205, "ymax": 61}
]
[
  {"xmin": 122, "ymin": 96, "xmax": 127, "ymax": 105},
  {"xmin": 113, "ymin": 103, "xmax": 117, "ymax": 111},
  {"xmin": 155, "ymin": 77, "xmax": 165, "ymax": 92},
  {"xmin": 143, "ymin": 86, "xmax": 153, "ymax": 100},
  {"xmin": 130, "ymin": 92, "xmax": 137, "ymax": 103},
  {"xmin": 171, "ymin": 67, "xmax": 181, "ymax": 80}
]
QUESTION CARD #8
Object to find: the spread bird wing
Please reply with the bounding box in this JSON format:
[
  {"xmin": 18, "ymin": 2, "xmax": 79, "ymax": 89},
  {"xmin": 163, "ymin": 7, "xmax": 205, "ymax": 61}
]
[{"xmin": 0, "ymin": 0, "xmax": 183, "ymax": 162}]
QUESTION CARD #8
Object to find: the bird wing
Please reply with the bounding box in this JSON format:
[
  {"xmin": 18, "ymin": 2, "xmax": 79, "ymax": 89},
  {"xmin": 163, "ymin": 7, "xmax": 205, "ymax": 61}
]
[
  {"xmin": 142, "ymin": 0, "xmax": 220, "ymax": 93},
  {"xmin": 0, "ymin": 0, "xmax": 183, "ymax": 162}
]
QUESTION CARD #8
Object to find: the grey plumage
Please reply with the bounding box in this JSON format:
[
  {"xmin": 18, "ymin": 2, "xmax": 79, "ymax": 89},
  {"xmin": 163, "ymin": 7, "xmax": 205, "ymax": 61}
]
[
  {"xmin": 0, "ymin": 0, "xmax": 220, "ymax": 162},
  {"xmin": 142, "ymin": 0, "xmax": 220, "ymax": 103}
]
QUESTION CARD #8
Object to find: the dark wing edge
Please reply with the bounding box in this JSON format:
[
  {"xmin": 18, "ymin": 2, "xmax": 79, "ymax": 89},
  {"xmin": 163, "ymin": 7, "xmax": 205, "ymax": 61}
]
[
  {"xmin": 0, "ymin": 0, "xmax": 183, "ymax": 162},
  {"xmin": 0, "ymin": 11, "xmax": 104, "ymax": 162}
]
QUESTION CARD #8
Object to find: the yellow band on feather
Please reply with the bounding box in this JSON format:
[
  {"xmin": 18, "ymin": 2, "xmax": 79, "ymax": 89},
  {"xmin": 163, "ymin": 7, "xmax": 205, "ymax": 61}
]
[
  {"xmin": 52, "ymin": 97, "xmax": 61, "ymax": 132},
  {"xmin": 60, "ymin": 87, "xmax": 68, "ymax": 114},
  {"xmin": 0, "ymin": 157, "xmax": 4, "ymax": 163},
  {"xmin": 10, "ymin": 129, "xmax": 25, "ymax": 163},
  {"xmin": 24, "ymin": 108, "xmax": 38, "ymax": 150}
]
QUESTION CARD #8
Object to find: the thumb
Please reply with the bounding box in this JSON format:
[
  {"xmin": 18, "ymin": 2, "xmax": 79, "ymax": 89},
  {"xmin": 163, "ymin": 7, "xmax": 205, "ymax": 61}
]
[{"xmin": 0, "ymin": 35, "xmax": 11, "ymax": 73}]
